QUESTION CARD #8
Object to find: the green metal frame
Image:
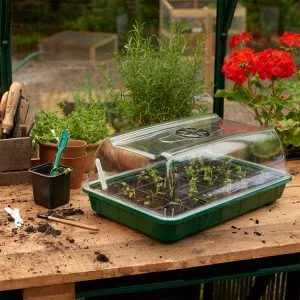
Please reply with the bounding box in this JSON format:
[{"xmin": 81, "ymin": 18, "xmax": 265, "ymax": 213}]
[
  {"xmin": 0, "ymin": 0, "xmax": 12, "ymax": 94},
  {"xmin": 213, "ymin": 0, "xmax": 238, "ymax": 118}
]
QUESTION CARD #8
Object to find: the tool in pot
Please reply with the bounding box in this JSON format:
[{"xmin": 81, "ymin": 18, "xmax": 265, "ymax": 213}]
[
  {"xmin": 0, "ymin": 91, "xmax": 9, "ymax": 139},
  {"xmin": 37, "ymin": 213, "xmax": 99, "ymax": 231},
  {"xmin": 50, "ymin": 130, "xmax": 70, "ymax": 175},
  {"xmin": 2, "ymin": 82, "xmax": 22, "ymax": 138}
]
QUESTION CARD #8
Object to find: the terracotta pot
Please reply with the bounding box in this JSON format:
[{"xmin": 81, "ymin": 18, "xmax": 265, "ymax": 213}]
[
  {"xmin": 62, "ymin": 140, "xmax": 87, "ymax": 158},
  {"xmin": 61, "ymin": 152, "xmax": 87, "ymax": 189},
  {"xmin": 85, "ymin": 142, "xmax": 101, "ymax": 172},
  {"xmin": 39, "ymin": 143, "xmax": 57, "ymax": 164},
  {"xmin": 39, "ymin": 140, "xmax": 87, "ymax": 164},
  {"xmin": 31, "ymin": 158, "xmax": 41, "ymax": 168}
]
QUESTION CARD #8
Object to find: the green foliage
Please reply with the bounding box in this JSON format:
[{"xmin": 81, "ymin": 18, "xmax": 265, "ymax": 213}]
[
  {"xmin": 64, "ymin": 0, "xmax": 126, "ymax": 32},
  {"xmin": 66, "ymin": 99, "xmax": 109, "ymax": 144},
  {"xmin": 121, "ymin": 182, "xmax": 136, "ymax": 199},
  {"xmin": 240, "ymin": 0, "xmax": 300, "ymax": 35},
  {"xmin": 110, "ymin": 23, "xmax": 207, "ymax": 127},
  {"xmin": 32, "ymin": 99, "xmax": 109, "ymax": 147},
  {"xmin": 12, "ymin": 33, "xmax": 40, "ymax": 53},
  {"xmin": 32, "ymin": 111, "xmax": 66, "ymax": 147},
  {"xmin": 216, "ymin": 77, "xmax": 300, "ymax": 154}
]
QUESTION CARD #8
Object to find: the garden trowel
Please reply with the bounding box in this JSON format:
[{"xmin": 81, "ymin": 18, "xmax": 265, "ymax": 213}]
[
  {"xmin": 50, "ymin": 130, "xmax": 70, "ymax": 175},
  {"xmin": 2, "ymin": 82, "xmax": 22, "ymax": 138},
  {"xmin": 0, "ymin": 91, "xmax": 9, "ymax": 139}
]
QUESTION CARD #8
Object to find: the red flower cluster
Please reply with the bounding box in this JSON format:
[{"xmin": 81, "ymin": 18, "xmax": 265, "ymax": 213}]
[
  {"xmin": 222, "ymin": 48, "xmax": 255, "ymax": 85},
  {"xmin": 255, "ymin": 49, "xmax": 296, "ymax": 80},
  {"xmin": 229, "ymin": 32, "xmax": 252, "ymax": 49},
  {"xmin": 280, "ymin": 32, "xmax": 300, "ymax": 48},
  {"xmin": 223, "ymin": 32, "xmax": 298, "ymax": 84}
]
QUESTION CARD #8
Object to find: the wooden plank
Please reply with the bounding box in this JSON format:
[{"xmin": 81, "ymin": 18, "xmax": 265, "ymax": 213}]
[
  {"xmin": 0, "ymin": 137, "xmax": 31, "ymax": 172},
  {"xmin": 24, "ymin": 108, "xmax": 35, "ymax": 136},
  {"xmin": 0, "ymin": 163, "xmax": 299, "ymax": 291},
  {"xmin": 0, "ymin": 171, "xmax": 31, "ymax": 185},
  {"xmin": 23, "ymin": 283, "xmax": 75, "ymax": 300}
]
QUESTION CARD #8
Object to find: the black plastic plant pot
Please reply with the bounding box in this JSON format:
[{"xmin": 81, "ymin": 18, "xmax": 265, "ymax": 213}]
[{"xmin": 29, "ymin": 163, "xmax": 72, "ymax": 209}]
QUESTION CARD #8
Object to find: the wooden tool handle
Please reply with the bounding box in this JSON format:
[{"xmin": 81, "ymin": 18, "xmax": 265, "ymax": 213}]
[
  {"xmin": 0, "ymin": 91, "xmax": 9, "ymax": 121},
  {"xmin": 0, "ymin": 92, "xmax": 9, "ymax": 139},
  {"xmin": 2, "ymin": 82, "xmax": 22, "ymax": 134},
  {"xmin": 48, "ymin": 216, "xmax": 99, "ymax": 231}
]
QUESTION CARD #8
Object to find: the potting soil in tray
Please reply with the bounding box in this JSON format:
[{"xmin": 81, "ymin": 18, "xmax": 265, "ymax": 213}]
[{"xmin": 84, "ymin": 156, "xmax": 291, "ymax": 242}]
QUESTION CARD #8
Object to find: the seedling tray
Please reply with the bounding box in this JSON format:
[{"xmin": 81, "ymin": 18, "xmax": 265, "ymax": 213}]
[{"xmin": 83, "ymin": 156, "xmax": 291, "ymax": 243}]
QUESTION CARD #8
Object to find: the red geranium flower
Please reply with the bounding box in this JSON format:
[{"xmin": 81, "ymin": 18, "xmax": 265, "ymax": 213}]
[
  {"xmin": 229, "ymin": 32, "xmax": 252, "ymax": 49},
  {"xmin": 255, "ymin": 49, "xmax": 296, "ymax": 80},
  {"xmin": 280, "ymin": 32, "xmax": 300, "ymax": 47},
  {"xmin": 222, "ymin": 48, "xmax": 256, "ymax": 84}
]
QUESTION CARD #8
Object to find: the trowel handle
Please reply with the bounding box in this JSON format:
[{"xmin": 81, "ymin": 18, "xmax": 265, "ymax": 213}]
[
  {"xmin": 2, "ymin": 82, "xmax": 22, "ymax": 135},
  {"xmin": 0, "ymin": 91, "xmax": 9, "ymax": 122},
  {"xmin": 0, "ymin": 92, "xmax": 9, "ymax": 139},
  {"xmin": 48, "ymin": 216, "xmax": 99, "ymax": 231},
  {"xmin": 53, "ymin": 130, "xmax": 70, "ymax": 169}
]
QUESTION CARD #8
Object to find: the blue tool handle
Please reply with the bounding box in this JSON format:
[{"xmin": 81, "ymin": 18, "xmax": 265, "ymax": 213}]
[{"xmin": 53, "ymin": 130, "xmax": 70, "ymax": 170}]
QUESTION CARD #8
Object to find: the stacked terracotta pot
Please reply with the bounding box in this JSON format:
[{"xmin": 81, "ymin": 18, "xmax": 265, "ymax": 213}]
[
  {"xmin": 39, "ymin": 141, "xmax": 99, "ymax": 172},
  {"xmin": 60, "ymin": 140, "xmax": 87, "ymax": 189}
]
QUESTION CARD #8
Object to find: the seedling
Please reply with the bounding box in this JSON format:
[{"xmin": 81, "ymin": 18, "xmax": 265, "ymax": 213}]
[
  {"xmin": 184, "ymin": 163, "xmax": 199, "ymax": 199},
  {"xmin": 104, "ymin": 156, "xmax": 270, "ymax": 219},
  {"xmin": 138, "ymin": 169, "xmax": 166, "ymax": 196},
  {"xmin": 121, "ymin": 182, "xmax": 136, "ymax": 199},
  {"xmin": 63, "ymin": 167, "xmax": 72, "ymax": 175},
  {"xmin": 235, "ymin": 165, "xmax": 246, "ymax": 179}
]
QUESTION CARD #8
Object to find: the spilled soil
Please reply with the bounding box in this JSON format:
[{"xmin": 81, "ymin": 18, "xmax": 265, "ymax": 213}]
[
  {"xmin": 25, "ymin": 223, "xmax": 61, "ymax": 236},
  {"xmin": 95, "ymin": 251, "xmax": 109, "ymax": 263},
  {"xmin": 47, "ymin": 208, "xmax": 84, "ymax": 218}
]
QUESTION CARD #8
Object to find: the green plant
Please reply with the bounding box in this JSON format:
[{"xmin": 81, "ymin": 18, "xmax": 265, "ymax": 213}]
[
  {"xmin": 12, "ymin": 33, "xmax": 41, "ymax": 53},
  {"xmin": 215, "ymin": 32, "xmax": 300, "ymax": 157},
  {"xmin": 120, "ymin": 182, "xmax": 136, "ymax": 199},
  {"xmin": 110, "ymin": 23, "xmax": 207, "ymax": 127},
  {"xmin": 138, "ymin": 169, "xmax": 166, "ymax": 196},
  {"xmin": 62, "ymin": 167, "xmax": 72, "ymax": 174},
  {"xmin": 66, "ymin": 99, "xmax": 109, "ymax": 144},
  {"xmin": 32, "ymin": 99, "xmax": 109, "ymax": 147},
  {"xmin": 32, "ymin": 111, "xmax": 66, "ymax": 147},
  {"xmin": 184, "ymin": 162, "xmax": 199, "ymax": 199}
]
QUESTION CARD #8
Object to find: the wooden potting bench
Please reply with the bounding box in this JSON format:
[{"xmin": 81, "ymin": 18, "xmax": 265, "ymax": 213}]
[{"xmin": 0, "ymin": 161, "xmax": 299, "ymax": 300}]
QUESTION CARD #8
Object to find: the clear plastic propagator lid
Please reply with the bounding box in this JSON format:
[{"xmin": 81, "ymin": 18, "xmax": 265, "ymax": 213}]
[{"xmin": 85, "ymin": 114, "xmax": 289, "ymax": 219}]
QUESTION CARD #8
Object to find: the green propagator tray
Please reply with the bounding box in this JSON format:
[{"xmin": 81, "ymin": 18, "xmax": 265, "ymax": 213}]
[
  {"xmin": 83, "ymin": 157, "xmax": 291, "ymax": 243},
  {"xmin": 84, "ymin": 115, "xmax": 291, "ymax": 242}
]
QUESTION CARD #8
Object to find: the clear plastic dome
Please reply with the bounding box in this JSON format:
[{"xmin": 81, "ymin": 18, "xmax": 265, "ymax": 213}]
[{"xmin": 84, "ymin": 114, "xmax": 290, "ymax": 221}]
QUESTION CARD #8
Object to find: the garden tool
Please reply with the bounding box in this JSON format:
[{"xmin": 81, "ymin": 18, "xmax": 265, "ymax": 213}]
[
  {"xmin": 2, "ymin": 82, "xmax": 22, "ymax": 138},
  {"xmin": 0, "ymin": 91, "xmax": 9, "ymax": 139},
  {"xmin": 50, "ymin": 130, "xmax": 70, "ymax": 175},
  {"xmin": 4, "ymin": 207, "xmax": 24, "ymax": 229},
  {"xmin": 37, "ymin": 213, "xmax": 99, "ymax": 231}
]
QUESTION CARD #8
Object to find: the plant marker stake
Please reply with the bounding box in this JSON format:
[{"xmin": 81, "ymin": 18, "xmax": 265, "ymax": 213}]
[
  {"xmin": 95, "ymin": 158, "xmax": 107, "ymax": 190},
  {"xmin": 164, "ymin": 208, "xmax": 167, "ymax": 217},
  {"xmin": 172, "ymin": 208, "xmax": 174, "ymax": 219}
]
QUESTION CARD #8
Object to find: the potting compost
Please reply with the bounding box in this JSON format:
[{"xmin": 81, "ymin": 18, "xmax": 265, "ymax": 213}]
[{"xmin": 84, "ymin": 114, "xmax": 291, "ymax": 242}]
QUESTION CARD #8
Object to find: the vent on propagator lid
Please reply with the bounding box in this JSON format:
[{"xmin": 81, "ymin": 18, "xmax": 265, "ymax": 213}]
[{"xmin": 175, "ymin": 128, "xmax": 210, "ymax": 138}]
